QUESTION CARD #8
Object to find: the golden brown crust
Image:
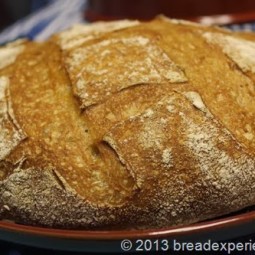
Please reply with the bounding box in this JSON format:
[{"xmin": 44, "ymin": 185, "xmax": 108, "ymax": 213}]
[
  {"xmin": 104, "ymin": 91, "xmax": 255, "ymax": 226},
  {"xmin": 64, "ymin": 29, "xmax": 187, "ymax": 108},
  {"xmin": 1, "ymin": 17, "xmax": 255, "ymax": 229}
]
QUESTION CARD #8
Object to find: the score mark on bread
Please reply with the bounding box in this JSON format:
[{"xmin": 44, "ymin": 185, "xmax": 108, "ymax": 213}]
[
  {"xmin": 65, "ymin": 33, "xmax": 187, "ymax": 108},
  {"xmin": 104, "ymin": 91, "xmax": 255, "ymax": 226},
  {"xmin": 0, "ymin": 77, "xmax": 26, "ymax": 161},
  {"xmin": 203, "ymin": 32, "xmax": 255, "ymax": 74},
  {"xmin": 1, "ymin": 17, "xmax": 255, "ymax": 229}
]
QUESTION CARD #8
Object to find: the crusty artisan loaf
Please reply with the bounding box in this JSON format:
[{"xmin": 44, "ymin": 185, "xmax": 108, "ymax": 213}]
[{"xmin": 1, "ymin": 16, "xmax": 255, "ymax": 229}]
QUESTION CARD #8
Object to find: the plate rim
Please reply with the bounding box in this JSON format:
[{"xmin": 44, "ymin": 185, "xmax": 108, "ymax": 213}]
[{"xmin": 1, "ymin": 210, "xmax": 255, "ymax": 240}]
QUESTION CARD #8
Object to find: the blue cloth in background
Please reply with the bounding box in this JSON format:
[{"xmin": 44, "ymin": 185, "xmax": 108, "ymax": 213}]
[
  {"xmin": 31, "ymin": 0, "xmax": 53, "ymax": 12},
  {"xmin": 0, "ymin": 0, "xmax": 86, "ymax": 45},
  {"xmin": 226, "ymin": 22, "xmax": 255, "ymax": 31},
  {"xmin": 0, "ymin": 0, "xmax": 255, "ymax": 45},
  {"xmin": 1, "ymin": 0, "xmax": 255, "ymax": 46}
]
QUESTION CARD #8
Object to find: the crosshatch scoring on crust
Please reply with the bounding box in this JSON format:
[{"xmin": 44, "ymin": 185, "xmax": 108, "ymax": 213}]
[{"xmin": 65, "ymin": 35, "xmax": 188, "ymax": 109}]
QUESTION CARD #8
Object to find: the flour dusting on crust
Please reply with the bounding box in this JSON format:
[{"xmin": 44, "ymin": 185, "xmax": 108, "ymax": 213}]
[
  {"xmin": 104, "ymin": 91, "xmax": 255, "ymax": 226},
  {"xmin": 0, "ymin": 77, "xmax": 26, "ymax": 160},
  {"xmin": 203, "ymin": 32, "xmax": 255, "ymax": 74},
  {"xmin": 66, "ymin": 36, "xmax": 187, "ymax": 108},
  {"xmin": 58, "ymin": 20, "xmax": 140, "ymax": 50},
  {"xmin": 0, "ymin": 40, "xmax": 25, "ymax": 70},
  {"xmin": 183, "ymin": 91, "xmax": 209, "ymax": 114}
]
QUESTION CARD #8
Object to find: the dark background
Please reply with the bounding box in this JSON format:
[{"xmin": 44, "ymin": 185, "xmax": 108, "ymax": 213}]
[
  {"xmin": 85, "ymin": 0, "xmax": 255, "ymax": 21},
  {"xmin": 2, "ymin": 0, "xmax": 255, "ymax": 32},
  {"xmin": 0, "ymin": 0, "xmax": 51, "ymax": 32}
]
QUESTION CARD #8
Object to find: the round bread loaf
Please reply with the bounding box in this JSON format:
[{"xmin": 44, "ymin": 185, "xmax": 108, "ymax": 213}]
[{"xmin": 1, "ymin": 16, "xmax": 255, "ymax": 229}]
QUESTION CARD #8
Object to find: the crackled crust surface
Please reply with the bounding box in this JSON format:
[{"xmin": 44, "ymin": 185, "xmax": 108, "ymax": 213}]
[{"xmin": 1, "ymin": 17, "xmax": 255, "ymax": 229}]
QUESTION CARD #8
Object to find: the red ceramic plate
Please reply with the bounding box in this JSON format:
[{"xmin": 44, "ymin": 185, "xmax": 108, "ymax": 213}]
[{"xmin": 1, "ymin": 209, "xmax": 255, "ymax": 253}]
